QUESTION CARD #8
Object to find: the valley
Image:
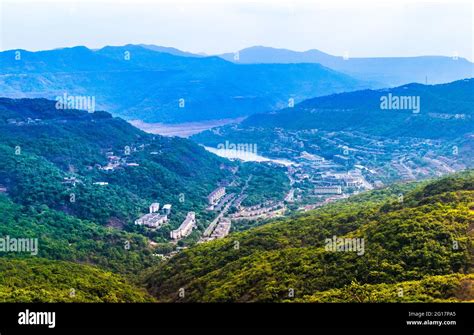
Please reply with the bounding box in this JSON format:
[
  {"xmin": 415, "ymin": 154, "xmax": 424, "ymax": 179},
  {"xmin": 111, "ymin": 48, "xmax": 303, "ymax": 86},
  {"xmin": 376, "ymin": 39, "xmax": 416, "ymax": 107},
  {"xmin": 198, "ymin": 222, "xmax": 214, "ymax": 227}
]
[
  {"xmin": 129, "ymin": 117, "xmax": 245, "ymax": 138},
  {"xmin": 145, "ymin": 170, "xmax": 474, "ymax": 302},
  {"xmin": 192, "ymin": 79, "xmax": 474, "ymax": 216},
  {"xmin": 0, "ymin": 94, "xmax": 472, "ymax": 303},
  {"xmin": 0, "ymin": 42, "xmax": 472, "ymax": 305},
  {"xmin": 0, "ymin": 98, "xmax": 291, "ymax": 258}
]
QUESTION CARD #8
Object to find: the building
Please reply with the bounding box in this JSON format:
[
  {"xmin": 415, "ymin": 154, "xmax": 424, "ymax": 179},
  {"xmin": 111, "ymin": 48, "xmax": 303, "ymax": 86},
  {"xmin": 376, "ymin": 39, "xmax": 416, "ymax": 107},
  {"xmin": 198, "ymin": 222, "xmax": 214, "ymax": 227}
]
[
  {"xmin": 134, "ymin": 213, "xmax": 168, "ymax": 229},
  {"xmin": 149, "ymin": 203, "xmax": 160, "ymax": 214},
  {"xmin": 170, "ymin": 212, "xmax": 196, "ymax": 240},
  {"xmin": 344, "ymin": 178, "xmax": 362, "ymax": 188},
  {"xmin": 207, "ymin": 187, "xmax": 226, "ymax": 205},
  {"xmin": 210, "ymin": 218, "xmax": 231, "ymax": 240},
  {"xmin": 373, "ymin": 180, "xmax": 384, "ymax": 189},
  {"xmin": 62, "ymin": 177, "xmax": 80, "ymax": 186},
  {"xmin": 314, "ymin": 186, "xmax": 342, "ymax": 195},
  {"xmin": 93, "ymin": 182, "xmax": 108, "ymax": 186},
  {"xmin": 333, "ymin": 154, "xmax": 350, "ymax": 165},
  {"xmin": 162, "ymin": 204, "xmax": 172, "ymax": 215}
]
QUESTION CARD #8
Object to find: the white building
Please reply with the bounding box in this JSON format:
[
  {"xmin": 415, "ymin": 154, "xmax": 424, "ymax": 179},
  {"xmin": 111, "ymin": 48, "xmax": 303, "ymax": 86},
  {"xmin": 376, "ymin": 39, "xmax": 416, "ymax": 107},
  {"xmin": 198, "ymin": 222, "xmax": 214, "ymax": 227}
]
[
  {"xmin": 207, "ymin": 187, "xmax": 226, "ymax": 205},
  {"xmin": 162, "ymin": 204, "xmax": 172, "ymax": 215},
  {"xmin": 170, "ymin": 212, "xmax": 196, "ymax": 240},
  {"xmin": 344, "ymin": 178, "xmax": 363, "ymax": 187},
  {"xmin": 314, "ymin": 186, "xmax": 342, "ymax": 195},
  {"xmin": 210, "ymin": 218, "xmax": 231, "ymax": 240},
  {"xmin": 149, "ymin": 203, "xmax": 160, "ymax": 213},
  {"xmin": 93, "ymin": 182, "xmax": 109, "ymax": 186},
  {"xmin": 135, "ymin": 213, "xmax": 168, "ymax": 229}
]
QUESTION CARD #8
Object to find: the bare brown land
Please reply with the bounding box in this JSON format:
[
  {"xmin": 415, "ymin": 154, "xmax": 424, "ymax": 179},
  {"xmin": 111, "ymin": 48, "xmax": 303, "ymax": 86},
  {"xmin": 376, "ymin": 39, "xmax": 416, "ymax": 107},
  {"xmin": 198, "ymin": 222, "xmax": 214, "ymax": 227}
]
[{"xmin": 129, "ymin": 117, "xmax": 245, "ymax": 137}]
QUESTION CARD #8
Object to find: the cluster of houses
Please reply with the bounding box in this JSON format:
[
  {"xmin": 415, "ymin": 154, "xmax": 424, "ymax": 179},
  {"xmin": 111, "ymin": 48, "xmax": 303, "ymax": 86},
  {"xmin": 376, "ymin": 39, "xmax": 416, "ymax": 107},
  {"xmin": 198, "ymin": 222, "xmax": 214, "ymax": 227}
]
[
  {"xmin": 314, "ymin": 186, "xmax": 342, "ymax": 195},
  {"xmin": 206, "ymin": 187, "xmax": 226, "ymax": 210},
  {"xmin": 100, "ymin": 151, "xmax": 140, "ymax": 171},
  {"xmin": 63, "ymin": 176, "xmax": 111, "ymax": 187},
  {"xmin": 62, "ymin": 176, "xmax": 81, "ymax": 187},
  {"xmin": 134, "ymin": 203, "xmax": 196, "ymax": 241},
  {"xmin": 63, "ymin": 176, "xmax": 112, "ymax": 188},
  {"xmin": 204, "ymin": 218, "xmax": 231, "ymax": 241},
  {"xmin": 313, "ymin": 172, "xmax": 364, "ymax": 192},
  {"xmin": 201, "ymin": 217, "xmax": 232, "ymax": 242},
  {"xmin": 170, "ymin": 212, "xmax": 196, "ymax": 240},
  {"xmin": 134, "ymin": 203, "xmax": 172, "ymax": 229},
  {"xmin": 229, "ymin": 201, "xmax": 285, "ymax": 219}
]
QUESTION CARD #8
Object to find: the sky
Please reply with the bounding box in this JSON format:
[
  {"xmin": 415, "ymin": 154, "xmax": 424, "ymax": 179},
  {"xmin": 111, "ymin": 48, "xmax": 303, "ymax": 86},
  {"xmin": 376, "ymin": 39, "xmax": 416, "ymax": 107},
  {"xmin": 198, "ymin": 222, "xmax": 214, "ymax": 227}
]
[{"xmin": 0, "ymin": 0, "xmax": 473, "ymax": 61}]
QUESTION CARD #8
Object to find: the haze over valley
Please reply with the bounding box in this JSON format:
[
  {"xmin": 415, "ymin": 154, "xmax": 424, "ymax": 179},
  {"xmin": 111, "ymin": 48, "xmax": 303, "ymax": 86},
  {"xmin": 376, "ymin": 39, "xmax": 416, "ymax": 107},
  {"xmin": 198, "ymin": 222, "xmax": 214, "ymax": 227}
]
[{"xmin": 0, "ymin": 0, "xmax": 473, "ymax": 307}]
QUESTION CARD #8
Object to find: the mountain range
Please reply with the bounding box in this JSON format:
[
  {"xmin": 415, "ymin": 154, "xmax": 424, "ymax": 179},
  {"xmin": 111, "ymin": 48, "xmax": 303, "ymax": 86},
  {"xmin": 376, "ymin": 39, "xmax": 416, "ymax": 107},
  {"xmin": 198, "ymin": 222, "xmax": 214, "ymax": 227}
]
[
  {"xmin": 0, "ymin": 45, "xmax": 371, "ymax": 123},
  {"xmin": 1, "ymin": 43, "xmax": 473, "ymax": 303},
  {"xmin": 193, "ymin": 79, "xmax": 474, "ymax": 164},
  {"xmin": 241, "ymin": 78, "xmax": 474, "ymax": 139},
  {"xmin": 219, "ymin": 46, "xmax": 474, "ymax": 86},
  {"xmin": 1, "ymin": 44, "xmax": 472, "ymax": 124}
]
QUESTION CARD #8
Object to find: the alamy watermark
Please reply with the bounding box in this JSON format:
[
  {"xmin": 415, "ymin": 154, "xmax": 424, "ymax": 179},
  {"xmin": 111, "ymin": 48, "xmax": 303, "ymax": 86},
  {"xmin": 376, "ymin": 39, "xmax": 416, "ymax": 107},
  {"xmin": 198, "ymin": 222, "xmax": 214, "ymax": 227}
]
[
  {"xmin": 0, "ymin": 235, "xmax": 38, "ymax": 255},
  {"xmin": 380, "ymin": 93, "xmax": 420, "ymax": 114},
  {"xmin": 55, "ymin": 93, "xmax": 96, "ymax": 113},
  {"xmin": 325, "ymin": 235, "xmax": 365, "ymax": 256},
  {"xmin": 217, "ymin": 140, "xmax": 258, "ymax": 159}
]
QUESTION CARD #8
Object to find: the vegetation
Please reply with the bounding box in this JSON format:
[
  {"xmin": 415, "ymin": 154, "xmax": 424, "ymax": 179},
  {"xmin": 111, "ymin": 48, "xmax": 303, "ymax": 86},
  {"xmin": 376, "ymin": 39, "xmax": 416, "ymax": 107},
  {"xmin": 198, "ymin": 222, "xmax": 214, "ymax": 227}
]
[
  {"xmin": 0, "ymin": 194, "xmax": 159, "ymax": 275},
  {"xmin": 0, "ymin": 258, "xmax": 154, "ymax": 302},
  {"xmin": 145, "ymin": 171, "xmax": 473, "ymax": 302},
  {"xmin": 0, "ymin": 98, "xmax": 472, "ymax": 303},
  {"xmin": 0, "ymin": 98, "xmax": 229, "ymax": 226},
  {"xmin": 232, "ymin": 163, "xmax": 290, "ymax": 206},
  {"xmin": 243, "ymin": 79, "xmax": 474, "ymax": 139},
  {"xmin": 0, "ymin": 98, "xmax": 290, "ymax": 301},
  {"xmin": 299, "ymin": 273, "xmax": 474, "ymax": 302}
]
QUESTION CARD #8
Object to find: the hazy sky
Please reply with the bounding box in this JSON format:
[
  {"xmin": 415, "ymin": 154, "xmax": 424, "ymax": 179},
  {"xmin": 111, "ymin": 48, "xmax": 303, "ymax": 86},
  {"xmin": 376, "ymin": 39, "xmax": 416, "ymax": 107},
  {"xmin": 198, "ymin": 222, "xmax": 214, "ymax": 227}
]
[{"xmin": 1, "ymin": 0, "xmax": 473, "ymax": 60}]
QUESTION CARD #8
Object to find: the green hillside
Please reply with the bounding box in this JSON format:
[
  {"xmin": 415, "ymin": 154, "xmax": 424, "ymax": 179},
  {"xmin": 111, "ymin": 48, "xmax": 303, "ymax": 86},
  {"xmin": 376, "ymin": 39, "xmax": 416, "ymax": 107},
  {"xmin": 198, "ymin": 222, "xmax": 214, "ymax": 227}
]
[
  {"xmin": 0, "ymin": 98, "xmax": 228, "ymax": 224},
  {"xmin": 0, "ymin": 98, "xmax": 289, "ymax": 228},
  {"xmin": 0, "ymin": 194, "xmax": 159, "ymax": 275},
  {"xmin": 145, "ymin": 171, "xmax": 474, "ymax": 302},
  {"xmin": 0, "ymin": 258, "xmax": 154, "ymax": 302},
  {"xmin": 300, "ymin": 273, "xmax": 474, "ymax": 302},
  {"xmin": 0, "ymin": 98, "xmax": 291, "ymax": 302}
]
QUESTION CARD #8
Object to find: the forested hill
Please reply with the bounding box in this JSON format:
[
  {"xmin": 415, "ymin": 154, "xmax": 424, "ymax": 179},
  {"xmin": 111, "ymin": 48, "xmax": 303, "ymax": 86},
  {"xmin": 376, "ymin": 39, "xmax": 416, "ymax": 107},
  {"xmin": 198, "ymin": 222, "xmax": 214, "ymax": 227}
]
[
  {"xmin": 0, "ymin": 97, "xmax": 291, "ymax": 302},
  {"xmin": 0, "ymin": 258, "xmax": 155, "ymax": 302},
  {"xmin": 0, "ymin": 97, "xmax": 233, "ymax": 301},
  {"xmin": 0, "ymin": 97, "xmax": 228, "ymax": 225},
  {"xmin": 243, "ymin": 79, "xmax": 474, "ymax": 139},
  {"xmin": 145, "ymin": 170, "xmax": 474, "ymax": 302}
]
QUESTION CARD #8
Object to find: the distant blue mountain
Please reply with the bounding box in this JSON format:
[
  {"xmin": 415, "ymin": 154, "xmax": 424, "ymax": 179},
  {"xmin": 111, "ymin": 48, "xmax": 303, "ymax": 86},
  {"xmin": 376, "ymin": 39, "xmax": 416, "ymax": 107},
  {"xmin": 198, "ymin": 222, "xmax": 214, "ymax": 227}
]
[
  {"xmin": 0, "ymin": 45, "xmax": 373, "ymax": 123},
  {"xmin": 243, "ymin": 78, "xmax": 474, "ymax": 139},
  {"xmin": 138, "ymin": 44, "xmax": 203, "ymax": 58},
  {"xmin": 219, "ymin": 46, "xmax": 474, "ymax": 86}
]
